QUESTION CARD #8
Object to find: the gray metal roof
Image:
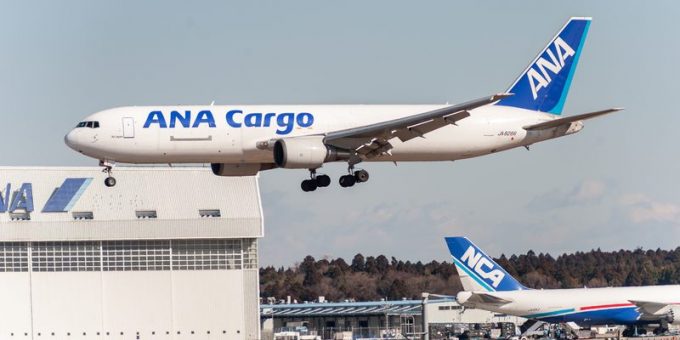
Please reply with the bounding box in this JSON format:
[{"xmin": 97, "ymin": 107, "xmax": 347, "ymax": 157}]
[{"xmin": 261, "ymin": 300, "xmax": 423, "ymax": 317}]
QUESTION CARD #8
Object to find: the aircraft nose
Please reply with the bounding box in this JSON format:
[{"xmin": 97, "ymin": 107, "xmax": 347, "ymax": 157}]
[{"xmin": 64, "ymin": 130, "xmax": 81, "ymax": 151}]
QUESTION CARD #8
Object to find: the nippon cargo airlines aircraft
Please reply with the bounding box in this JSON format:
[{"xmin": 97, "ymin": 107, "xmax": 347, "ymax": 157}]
[
  {"xmin": 446, "ymin": 237, "xmax": 680, "ymax": 333},
  {"xmin": 65, "ymin": 17, "xmax": 620, "ymax": 191}
]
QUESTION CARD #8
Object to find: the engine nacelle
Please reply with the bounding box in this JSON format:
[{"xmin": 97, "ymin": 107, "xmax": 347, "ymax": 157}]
[
  {"xmin": 667, "ymin": 306, "xmax": 680, "ymax": 325},
  {"xmin": 273, "ymin": 136, "xmax": 349, "ymax": 169},
  {"xmin": 211, "ymin": 163, "xmax": 267, "ymax": 176}
]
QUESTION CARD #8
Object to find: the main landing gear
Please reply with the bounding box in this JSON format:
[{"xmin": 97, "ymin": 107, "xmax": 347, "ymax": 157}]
[
  {"xmin": 339, "ymin": 169, "xmax": 369, "ymax": 188},
  {"xmin": 300, "ymin": 170, "xmax": 331, "ymax": 192},
  {"xmin": 300, "ymin": 168, "xmax": 370, "ymax": 192},
  {"xmin": 101, "ymin": 160, "xmax": 117, "ymax": 187}
]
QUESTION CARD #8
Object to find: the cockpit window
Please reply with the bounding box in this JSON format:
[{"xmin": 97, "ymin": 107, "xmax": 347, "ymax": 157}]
[{"xmin": 76, "ymin": 121, "xmax": 100, "ymax": 129}]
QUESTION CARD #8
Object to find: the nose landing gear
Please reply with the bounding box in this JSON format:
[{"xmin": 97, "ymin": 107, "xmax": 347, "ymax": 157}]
[{"xmin": 100, "ymin": 160, "xmax": 116, "ymax": 187}]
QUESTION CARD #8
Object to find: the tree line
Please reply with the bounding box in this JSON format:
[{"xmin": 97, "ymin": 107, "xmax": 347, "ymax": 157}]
[{"xmin": 260, "ymin": 247, "xmax": 680, "ymax": 303}]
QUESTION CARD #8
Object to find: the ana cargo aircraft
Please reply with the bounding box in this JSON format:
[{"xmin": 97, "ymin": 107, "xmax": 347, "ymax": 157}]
[
  {"xmin": 446, "ymin": 237, "xmax": 680, "ymax": 333},
  {"xmin": 65, "ymin": 17, "xmax": 620, "ymax": 191}
]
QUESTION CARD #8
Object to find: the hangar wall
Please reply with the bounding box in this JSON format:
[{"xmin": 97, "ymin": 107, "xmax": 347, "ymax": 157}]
[{"xmin": 0, "ymin": 167, "xmax": 263, "ymax": 340}]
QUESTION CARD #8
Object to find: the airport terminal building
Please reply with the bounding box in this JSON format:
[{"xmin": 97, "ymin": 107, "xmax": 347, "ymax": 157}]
[
  {"xmin": 260, "ymin": 299, "xmax": 526, "ymax": 340},
  {"xmin": 0, "ymin": 167, "xmax": 262, "ymax": 340}
]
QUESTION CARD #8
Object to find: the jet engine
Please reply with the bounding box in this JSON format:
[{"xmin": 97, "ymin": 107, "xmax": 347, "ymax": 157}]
[
  {"xmin": 273, "ymin": 136, "xmax": 350, "ymax": 169},
  {"xmin": 667, "ymin": 306, "xmax": 680, "ymax": 325}
]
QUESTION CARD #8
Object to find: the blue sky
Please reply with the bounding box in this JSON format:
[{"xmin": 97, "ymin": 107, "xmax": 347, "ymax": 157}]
[{"xmin": 2, "ymin": 1, "xmax": 679, "ymax": 266}]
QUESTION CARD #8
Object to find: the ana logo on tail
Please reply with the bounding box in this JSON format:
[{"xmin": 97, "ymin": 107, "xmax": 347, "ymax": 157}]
[
  {"xmin": 461, "ymin": 245, "xmax": 506, "ymax": 288},
  {"xmin": 527, "ymin": 37, "xmax": 575, "ymax": 100},
  {"xmin": 494, "ymin": 17, "xmax": 591, "ymax": 114}
]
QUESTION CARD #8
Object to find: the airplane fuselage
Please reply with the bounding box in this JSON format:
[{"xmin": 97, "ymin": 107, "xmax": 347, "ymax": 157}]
[
  {"xmin": 459, "ymin": 285, "xmax": 680, "ymax": 326},
  {"xmin": 65, "ymin": 104, "xmax": 580, "ymax": 166}
]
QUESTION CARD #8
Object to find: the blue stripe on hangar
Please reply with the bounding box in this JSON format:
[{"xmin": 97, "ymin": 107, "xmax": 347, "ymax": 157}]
[{"xmin": 42, "ymin": 178, "xmax": 93, "ymax": 213}]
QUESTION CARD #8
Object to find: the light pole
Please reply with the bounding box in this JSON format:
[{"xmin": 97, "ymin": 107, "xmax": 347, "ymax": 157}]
[
  {"xmin": 385, "ymin": 301, "xmax": 389, "ymax": 337},
  {"xmin": 421, "ymin": 293, "xmax": 429, "ymax": 340},
  {"xmin": 421, "ymin": 292, "xmax": 457, "ymax": 340}
]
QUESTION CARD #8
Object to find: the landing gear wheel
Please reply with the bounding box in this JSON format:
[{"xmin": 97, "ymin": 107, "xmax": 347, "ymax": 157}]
[
  {"xmin": 315, "ymin": 175, "xmax": 331, "ymax": 187},
  {"xmin": 301, "ymin": 169, "xmax": 328, "ymax": 192},
  {"xmin": 339, "ymin": 175, "xmax": 356, "ymax": 188},
  {"xmin": 354, "ymin": 169, "xmax": 369, "ymax": 183},
  {"xmin": 100, "ymin": 160, "xmax": 117, "ymax": 188},
  {"xmin": 653, "ymin": 327, "xmax": 666, "ymax": 336},
  {"xmin": 301, "ymin": 179, "xmax": 318, "ymax": 192}
]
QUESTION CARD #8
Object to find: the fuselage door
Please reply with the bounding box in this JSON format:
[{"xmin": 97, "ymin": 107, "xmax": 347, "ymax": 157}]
[{"xmin": 122, "ymin": 117, "xmax": 135, "ymax": 138}]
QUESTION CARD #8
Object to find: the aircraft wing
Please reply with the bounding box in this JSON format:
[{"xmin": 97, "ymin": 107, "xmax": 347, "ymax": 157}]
[
  {"xmin": 468, "ymin": 292, "xmax": 513, "ymax": 306},
  {"xmin": 323, "ymin": 93, "xmax": 511, "ymax": 158},
  {"xmin": 629, "ymin": 300, "xmax": 673, "ymax": 316},
  {"xmin": 523, "ymin": 108, "xmax": 623, "ymax": 131}
]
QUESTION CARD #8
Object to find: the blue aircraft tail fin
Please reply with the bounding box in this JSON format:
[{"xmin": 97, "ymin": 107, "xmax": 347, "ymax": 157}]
[
  {"xmin": 495, "ymin": 17, "xmax": 591, "ymax": 115},
  {"xmin": 445, "ymin": 237, "xmax": 527, "ymax": 292}
]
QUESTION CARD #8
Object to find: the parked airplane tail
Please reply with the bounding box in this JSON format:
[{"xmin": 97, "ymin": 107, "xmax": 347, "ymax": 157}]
[
  {"xmin": 445, "ymin": 237, "xmax": 527, "ymax": 292},
  {"xmin": 495, "ymin": 17, "xmax": 591, "ymax": 115}
]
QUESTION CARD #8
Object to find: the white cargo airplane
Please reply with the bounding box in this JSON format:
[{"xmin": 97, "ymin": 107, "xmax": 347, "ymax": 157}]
[
  {"xmin": 446, "ymin": 237, "xmax": 680, "ymax": 333},
  {"xmin": 65, "ymin": 17, "xmax": 620, "ymax": 191}
]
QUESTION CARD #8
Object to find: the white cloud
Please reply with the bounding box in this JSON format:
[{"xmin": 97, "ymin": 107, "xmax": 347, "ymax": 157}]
[
  {"xmin": 526, "ymin": 179, "xmax": 607, "ymax": 211},
  {"xmin": 618, "ymin": 193, "xmax": 647, "ymax": 206},
  {"xmin": 619, "ymin": 194, "xmax": 680, "ymax": 223},
  {"xmin": 573, "ymin": 179, "xmax": 606, "ymax": 201}
]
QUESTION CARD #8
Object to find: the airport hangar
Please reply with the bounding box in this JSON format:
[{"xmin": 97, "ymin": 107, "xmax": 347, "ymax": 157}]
[{"xmin": 0, "ymin": 166, "xmax": 262, "ymax": 340}]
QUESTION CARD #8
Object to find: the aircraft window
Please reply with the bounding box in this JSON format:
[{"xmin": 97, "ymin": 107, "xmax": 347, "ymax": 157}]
[{"xmin": 76, "ymin": 121, "xmax": 100, "ymax": 128}]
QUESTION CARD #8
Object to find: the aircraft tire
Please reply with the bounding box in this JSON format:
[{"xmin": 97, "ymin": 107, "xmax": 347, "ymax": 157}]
[
  {"xmin": 104, "ymin": 177, "xmax": 117, "ymax": 187},
  {"xmin": 354, "ymin": 170, "xmax": 369, "ymax": 183},
  {"xmin": 339, "ymin": 175, "xmax": 356, "ymax": 188},
  {"xmin": 301, "ymin": 179, "xmax": 317, "ymax": 192},
  {"xmin": 315, "ymin": 175, "xmax": 331, "ymax": 187}
]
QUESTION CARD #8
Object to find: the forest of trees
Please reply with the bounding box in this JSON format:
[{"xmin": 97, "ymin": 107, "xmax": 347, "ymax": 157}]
[{"xmin": 260, "ymin": 247, "xmax": 680, "ymax": 303}]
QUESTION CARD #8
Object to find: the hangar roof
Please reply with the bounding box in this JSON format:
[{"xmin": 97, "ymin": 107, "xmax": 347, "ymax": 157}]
[
  {"xmin": 260, "ymin": 300, "xmax": 423, "ymax": 317},
  {"xmin": 0, "ymin": 166, "xmax": 262, "ymax": 241}
]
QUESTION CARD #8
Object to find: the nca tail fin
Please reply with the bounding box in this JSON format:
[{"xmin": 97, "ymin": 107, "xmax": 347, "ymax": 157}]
[
  {"xmin": 445, "ymin": 237, "xmax": 527, "ymax": 292},
  {"xmin": 495, "ymin": 17, "xmax": 591, "ymax": 115}
]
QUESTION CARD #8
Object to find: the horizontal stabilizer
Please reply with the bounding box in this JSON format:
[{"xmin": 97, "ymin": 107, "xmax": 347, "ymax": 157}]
[
  {"xmin": 523, "ymin": 108, "xmax": 623, "ymax": 131},
  {"xmin": 468, "ymin": 292, "xmax": 513, "ymax": 306}
]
